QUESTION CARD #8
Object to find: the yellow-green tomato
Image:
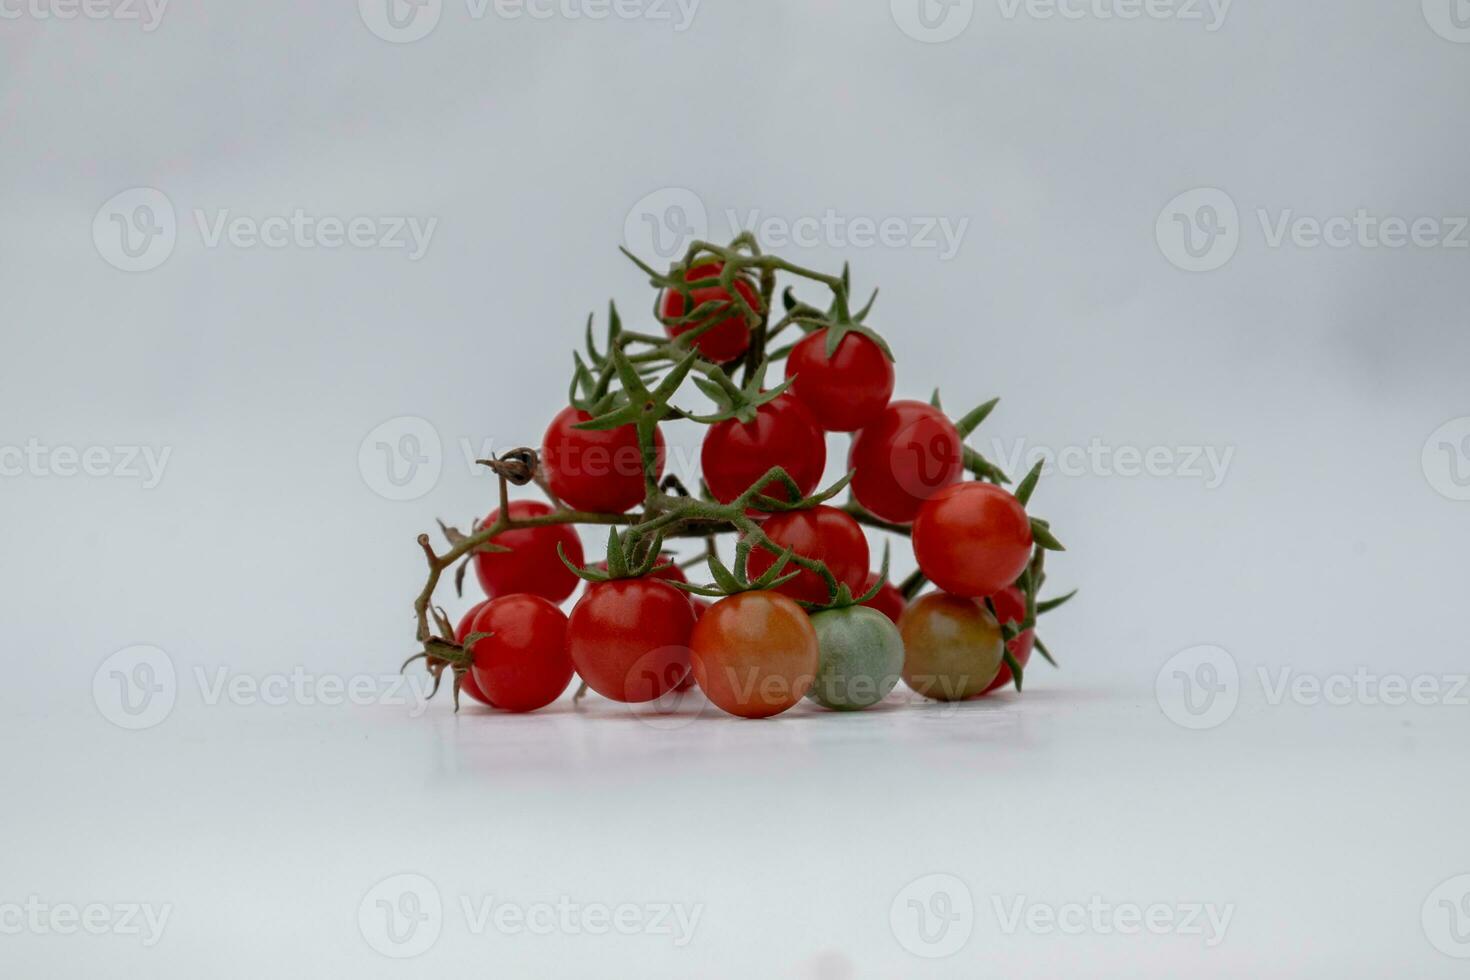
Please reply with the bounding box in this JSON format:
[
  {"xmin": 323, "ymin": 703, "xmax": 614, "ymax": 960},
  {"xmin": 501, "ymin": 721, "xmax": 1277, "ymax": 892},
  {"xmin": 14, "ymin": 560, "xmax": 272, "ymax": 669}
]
[
  {"xmin": 806, "ymin": 606, "xmax": 905, "ymax": 711},
  {"xmin": 899, "ymin": 592, "xmax": 1005, "ymax": 701}
]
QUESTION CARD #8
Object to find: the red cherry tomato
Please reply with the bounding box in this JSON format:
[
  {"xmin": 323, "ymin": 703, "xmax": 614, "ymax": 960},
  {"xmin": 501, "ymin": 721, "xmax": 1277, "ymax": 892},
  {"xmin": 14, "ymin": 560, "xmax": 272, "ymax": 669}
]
[
  {"xmin": 690, "ymin": 591, "xmax": 819, "ymax": 718},
  {"xmin": 912, "ymin": 482, "xmax": 1033, "ymax": 598},
  {"xmin": 466, "ymin": 594, "xmax": 574, "ymax": 712},
  {"xmin": 660, "ymin": 262, "xmax": 761, "ymax": 363},
  {"xmin": 783, "ymin": 329, "xmax": 895, "ymax": 432},
  {"xmin": 848, "ymin": 400, "xmax": 964, "ymax": 523},
  {"xmin": 981, "ymin": 585, "xmax": 1034, "ymax": 695},
  {"xmin": 541, "ymin": 406, "xmax": 662, "ymax": 514},
  {"xmin": 454, "ymin": 601, "xmax": 496, "ymax": 707},
  {"xmin": 701, "ymin": 394, "xmax": 826, "ymax": 507},
  {"xmin": 745, "ymin": 505, "xmax": 870, "ymax": 605},
  {"xmin": 859, "ymin": 572, "xmax": 906, "ymax": 624},
  {"xmin": 473, "ymin": 500, "xmax": 584, "ymax": 603},
  {"xmin": 567, "ymin": 577, "xmax": 697, "ymax": 703}
]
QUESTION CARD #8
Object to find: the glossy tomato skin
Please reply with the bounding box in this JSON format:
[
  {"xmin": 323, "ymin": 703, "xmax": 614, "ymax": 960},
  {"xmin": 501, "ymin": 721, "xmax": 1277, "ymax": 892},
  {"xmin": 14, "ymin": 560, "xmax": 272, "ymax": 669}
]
[
  {"xmin": 473, "ymin": 500, "xmax": 584, "ymax": 603},
  {"xmin": 467, "ymin": 594, "xmax": 574, "ymax": 712},
  {"xmin": 859, "ymin": 573, "xmax": 906, "ymax": 624},
  {"xmin": 745, "ymin": 505, "xmax": 870, "ymax": 605},
  {"xmin": 899, "ymin": 592, "xmax": 1005, "ymax": 701},
  {"xmin": 981, "ymin": 585, "xmax": 1034, "ymax": 695},
  {"xmin": 567, "ymin": 578, "xmax": 697, "ymax": 703},
  {"xmin": 454, "ymin": 601, "xmax": 496, "ymax": 707},
  {"xmin": 912, "ymin": 482, "xmax": 1033, "ymax": 598},
  {"xmin": 848, "ymin": 400, "xmax": 964, "ymax": 523},
  {"xmin": 701, "ymin": 394, "xmax": 826, "ymax": 507},
  {"xmin": 541, "ymin": 406, "xmax": 662, "ymax": 514},
  {"xmin": 784, "ymin": 329, "xmax": 895, "ymax": 432},
  {"xmin": 660, "ymin": 262, "xmax": 761, "ymax": 363},
  {"xmin": 690, "ymin": 591, "xmax": 819, "ymax": 718},
  {"xmin": 806, "ymin": 605, "xmax": 904, "ymax": 710}
]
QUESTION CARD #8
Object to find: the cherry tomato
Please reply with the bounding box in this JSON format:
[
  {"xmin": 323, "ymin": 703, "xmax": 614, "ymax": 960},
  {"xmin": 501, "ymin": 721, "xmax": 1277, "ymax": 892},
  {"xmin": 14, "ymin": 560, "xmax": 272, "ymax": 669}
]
[
  {"xmin": 701, "ymin": 394, "xmax": 826, "ymax": 507},
  {"xmin": 784, "ymin": 329, "xmax": 895, "ymax": 432},
  {"xmin": 848, "ymin": 400, "xmax": 964, "ymax": 523},
  {"xmin": 912, "ymin": 482, "xmax": 1033, "ymax": 598},
  {"xmin": 454, "ymin": 601, "xmax": 496, "ymax": 707},
  {"xmin": 660, "ymin": 262, "xmax": 761, "ymax": 363},
  {"xmin": 541, "ymin": 406, "xmax": 662, "ymax": 514},
  {"xmin": 473, "ymin": 500, "xmax": 584, "ymax": 604},
  {"xmin": 466, "ymin": 594, "xmax": 574, "ymax": 712},
  {"xmin": 859, "ymin": 572, "xmax": 906, "ymax": 624},
  {"xmin": 745, "ymin": 505, "xmax": 870, "ymax": 605},
  {"xmin": 806, "ymin": 605, "xmax": 904, "ymax": 710},
  {"xmin": 567, "ymin": 577, "xmax": 697, "ymax": 703},
  {"xmin": 690, "ymin": 591, "xmax": 819, "ymax": 718},
  {"xmin": 981, "ymin": 585, "xmax": 1034, "ymax": 695},
  {"xmin": 899, "ymin": 592, "xmax": 1005, "ymax": 701}
]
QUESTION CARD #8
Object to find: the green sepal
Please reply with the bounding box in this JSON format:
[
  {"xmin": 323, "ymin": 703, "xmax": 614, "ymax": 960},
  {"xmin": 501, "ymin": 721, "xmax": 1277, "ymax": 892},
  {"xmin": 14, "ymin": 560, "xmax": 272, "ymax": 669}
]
[
  {"xmin": 556, "ymin": 541, "xmax": 608, "ymax": 584},
  {"xmin": 1014, "ymin": 460, "xmax": 1044, "ymax": 507},
  {"xmin": 1002, "ymin": 648, "xmax": 1025, "ymax": 692},
  {"xmin": 1030, "ymin": 519, "xmax": 1065, "ymax": 552},
  {"xmin": 1036, "ymin": 590, "xmax": 1077, "ymax": 615},
  {"xmin": 963, "ymin": 446, "xmax": 1011, "ymax": 485},
  {"xmin": 954, "ymin": 397, "xmax": 999, "ymax": 438}
]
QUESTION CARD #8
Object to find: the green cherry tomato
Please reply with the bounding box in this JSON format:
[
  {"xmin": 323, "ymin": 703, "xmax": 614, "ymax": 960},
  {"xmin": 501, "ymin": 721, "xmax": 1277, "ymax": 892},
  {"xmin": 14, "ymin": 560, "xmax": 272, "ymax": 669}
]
[
  {"xmin": 806, "ymin": 605, "xmax": 905, "ymax": 711},
  {"xmin": 899, "ymin": 592, "xmax": 1005, "ymax": 701}
]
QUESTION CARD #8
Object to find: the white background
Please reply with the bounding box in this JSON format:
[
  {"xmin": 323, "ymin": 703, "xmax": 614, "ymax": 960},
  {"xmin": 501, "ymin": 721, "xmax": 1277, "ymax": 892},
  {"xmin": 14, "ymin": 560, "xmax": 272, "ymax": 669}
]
[{"xmin": 3, "ymin": 1, "xmax": 1470, "ymax": 976}]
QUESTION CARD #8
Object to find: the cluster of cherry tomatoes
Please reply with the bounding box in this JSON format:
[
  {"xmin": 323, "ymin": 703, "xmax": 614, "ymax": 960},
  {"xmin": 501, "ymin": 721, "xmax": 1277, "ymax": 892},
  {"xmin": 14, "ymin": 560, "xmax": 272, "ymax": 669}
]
[{"xmin": 422, "ymin": 242, "xmax": 1069, "ymax": 720}]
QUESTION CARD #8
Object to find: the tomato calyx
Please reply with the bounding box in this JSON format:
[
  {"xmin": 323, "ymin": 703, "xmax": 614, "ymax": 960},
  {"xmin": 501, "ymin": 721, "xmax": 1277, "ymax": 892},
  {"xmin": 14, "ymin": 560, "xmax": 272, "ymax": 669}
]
[
  {"xmin": 807, "ymin": 542, "xmax": 893, "ymax": 614},
  {"xmin": 630, "ymin": 251, "xmax": 766, "ymax": 357},
  {"xmin": 558, "ymin": 527, "xmax": 674, "ymax": 584},
  {"xmin": 685, "ymin": 361, "xmax": 792, "ymax": 426},
  {"xmin": 675, "ymin": 547, "xmax": 802, "ymax": 599}
]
